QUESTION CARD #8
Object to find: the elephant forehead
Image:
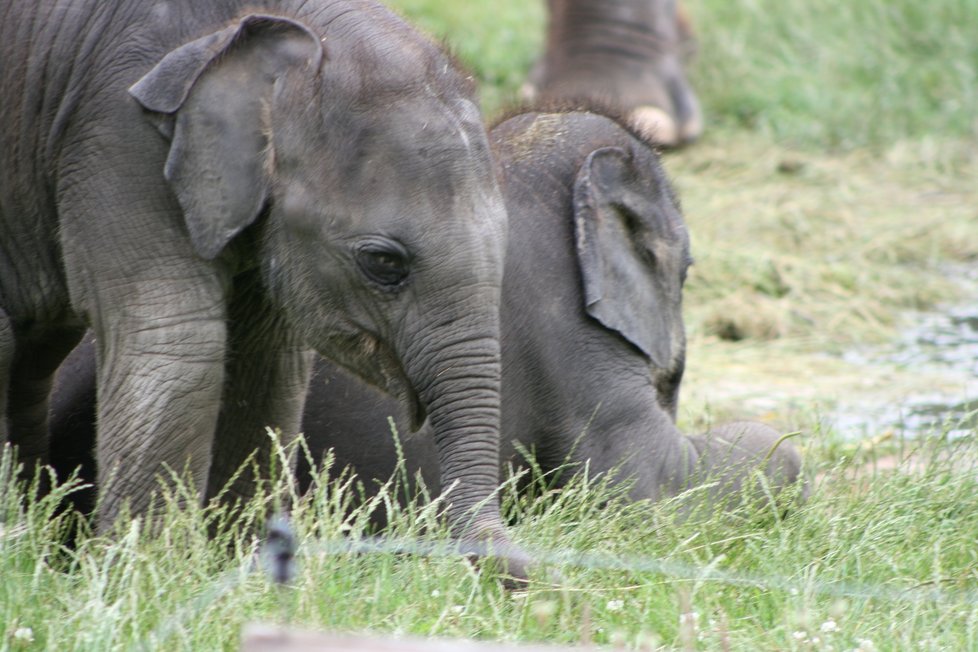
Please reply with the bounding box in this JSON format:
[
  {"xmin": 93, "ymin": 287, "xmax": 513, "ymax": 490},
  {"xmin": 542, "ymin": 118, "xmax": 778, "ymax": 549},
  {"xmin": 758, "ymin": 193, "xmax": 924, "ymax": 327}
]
[
  {"xmin": 381, "ymin": 98, "xmax": 488, "ymax": 161},
  {"xmin": 317, "ymin": 104, "xmax": 492, "ymax": 192},
  {"xmin": 317, "ymin": 4, "xmax": 474, "ymax": 97}
]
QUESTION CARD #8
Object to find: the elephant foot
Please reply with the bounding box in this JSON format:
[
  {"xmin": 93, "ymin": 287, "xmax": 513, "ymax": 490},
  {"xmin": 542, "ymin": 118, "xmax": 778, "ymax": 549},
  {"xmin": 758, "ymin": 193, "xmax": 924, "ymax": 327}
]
[
  {"xmin": 684, "ymin": 422, "xmax": 807, "ymax": 513},
  {"xmin": 524, "ymin": 64, "xmax": 703, "ymax": 149},
  {"xmin": 524, "ymin": 3, "xmax": 703, "ymax": 148}
]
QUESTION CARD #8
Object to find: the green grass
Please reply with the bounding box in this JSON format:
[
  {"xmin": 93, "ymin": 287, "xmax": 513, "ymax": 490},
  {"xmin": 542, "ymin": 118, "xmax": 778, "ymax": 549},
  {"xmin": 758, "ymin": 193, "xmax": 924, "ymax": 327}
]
[
  {"xmin": 685, "ymin": 0, "xmax": 978, "ymax": 150},
  {"xmin": 7, "ymin": 0, "xmax": 978, "ymax": 649},
  {"xmin": 3, "ymin": 435, "xmax": 978, "ymax": 651}
]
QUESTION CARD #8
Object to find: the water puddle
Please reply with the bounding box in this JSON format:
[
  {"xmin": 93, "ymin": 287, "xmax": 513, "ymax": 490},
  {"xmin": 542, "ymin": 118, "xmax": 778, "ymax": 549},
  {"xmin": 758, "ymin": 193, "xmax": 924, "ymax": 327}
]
[{"xmin": 836, "ymin": 303, "xmax": 978, "ymax": 438}]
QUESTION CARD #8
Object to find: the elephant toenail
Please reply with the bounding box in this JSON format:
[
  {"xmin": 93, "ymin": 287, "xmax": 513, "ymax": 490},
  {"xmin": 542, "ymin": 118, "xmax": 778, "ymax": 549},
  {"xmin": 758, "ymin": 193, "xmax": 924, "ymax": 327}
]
[{"xmin": 629, "ymin": 105, "xmax": 681, "ymax": 147}]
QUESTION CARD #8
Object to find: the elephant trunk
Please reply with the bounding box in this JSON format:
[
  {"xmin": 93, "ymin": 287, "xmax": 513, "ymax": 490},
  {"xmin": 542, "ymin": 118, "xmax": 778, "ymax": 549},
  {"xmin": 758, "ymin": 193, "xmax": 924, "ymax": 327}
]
[{"xmin": 401, "ymin": 311, "xmax": 529, "ymax": 582}]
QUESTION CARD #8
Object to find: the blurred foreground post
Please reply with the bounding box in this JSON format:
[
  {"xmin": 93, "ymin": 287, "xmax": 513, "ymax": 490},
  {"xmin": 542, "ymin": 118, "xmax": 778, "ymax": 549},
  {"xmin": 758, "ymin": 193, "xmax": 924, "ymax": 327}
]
[{"xmin": 241, "ymin": 627, "xmax": 594, "ymax": 652}]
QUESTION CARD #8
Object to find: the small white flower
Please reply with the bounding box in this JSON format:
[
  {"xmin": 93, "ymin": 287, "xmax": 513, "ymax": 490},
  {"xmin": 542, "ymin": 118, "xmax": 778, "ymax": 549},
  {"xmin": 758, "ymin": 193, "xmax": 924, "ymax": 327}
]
[
  {"xmin": 430, "ymin": 589, "xmax": 441, "ymax": 598},
  {"xmin": 606, "ymin": 599, "xmax": 625, "ymax": 612},
  {"xmin": 450, "ymin": 605, "xmax": 465, "ymax": 615},
  {"xmin": 792, "ymin": 630, "xmax": 807, "ymax": 641},
  {"xmin": 13, "ymin": 628, "xmax": 34, "ymax": 643},
  {"xmin": 679, "ymin": 611, "xmax": 699, "ymax": 625},
  {"xmin": 854, "ymin": 639, "xmax": 876, "ymax": 652},
  {"xmin": 820, "ymin": 619, "xmax": 839, "ymax": 633}
]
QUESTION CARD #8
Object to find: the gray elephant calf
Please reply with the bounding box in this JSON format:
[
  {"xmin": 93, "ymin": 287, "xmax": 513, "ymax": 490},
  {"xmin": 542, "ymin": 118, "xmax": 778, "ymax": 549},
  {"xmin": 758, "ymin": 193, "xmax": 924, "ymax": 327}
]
[
  {"xmin": 2, "ymin": 0, "xmax": 528, "ymax": 576},
  {"xmin": 51, "ymin": 109, "xmax": 803, "ymax": 524},
  {"xmin": 298, "ymin": 109, "xmax": 804, "ymax": 509}
]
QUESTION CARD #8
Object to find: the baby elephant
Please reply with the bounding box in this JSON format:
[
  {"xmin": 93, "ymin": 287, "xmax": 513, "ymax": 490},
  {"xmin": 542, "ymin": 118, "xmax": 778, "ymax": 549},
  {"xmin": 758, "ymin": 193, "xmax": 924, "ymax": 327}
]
[{"xmin": 50, "ymin": 110, "xmax": 804, "ymax": 518}]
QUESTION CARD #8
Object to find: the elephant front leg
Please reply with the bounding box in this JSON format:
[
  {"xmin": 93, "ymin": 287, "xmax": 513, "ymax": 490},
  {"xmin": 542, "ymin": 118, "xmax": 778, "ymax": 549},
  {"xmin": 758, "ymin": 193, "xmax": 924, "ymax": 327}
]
[
  {"xmin": 205, "ymin": 279, "xmax": 313, "ymax": 508},
  {"xmin": 4, "ymin": 327, "xmax": 83, "ymax": 473},
  {"xmin": 94, "ymin": 314, "xmax": 227, "ymax": 532}
]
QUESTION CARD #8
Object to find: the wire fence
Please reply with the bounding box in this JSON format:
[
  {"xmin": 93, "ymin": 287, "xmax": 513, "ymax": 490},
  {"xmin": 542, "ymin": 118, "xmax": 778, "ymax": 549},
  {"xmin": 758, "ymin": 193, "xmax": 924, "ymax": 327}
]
[
  {"xmin": 305, "ymin": 535, "xmax": 973, "ymax": 605},
  {"xmin": 136, "ymin": 512, "xmax": 977, "ymax": 651}
]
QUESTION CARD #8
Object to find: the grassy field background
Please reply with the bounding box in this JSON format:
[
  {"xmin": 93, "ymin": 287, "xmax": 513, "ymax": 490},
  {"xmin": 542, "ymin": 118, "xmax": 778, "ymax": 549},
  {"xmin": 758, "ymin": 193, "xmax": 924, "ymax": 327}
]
[{"xmin": 4, "ymin": 0, "xmax": 978, "ymax": 650}]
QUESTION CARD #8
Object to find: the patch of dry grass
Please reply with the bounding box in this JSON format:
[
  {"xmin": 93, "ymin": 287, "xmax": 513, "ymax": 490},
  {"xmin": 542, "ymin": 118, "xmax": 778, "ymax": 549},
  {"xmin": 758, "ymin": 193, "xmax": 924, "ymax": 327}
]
[
  {"xmin": 669, "ymin": 134, "xmax": 978, "ymax": 432},
  {"xmin": 673, "ymin": 134, "xmax": 978, "ymax": 347}
]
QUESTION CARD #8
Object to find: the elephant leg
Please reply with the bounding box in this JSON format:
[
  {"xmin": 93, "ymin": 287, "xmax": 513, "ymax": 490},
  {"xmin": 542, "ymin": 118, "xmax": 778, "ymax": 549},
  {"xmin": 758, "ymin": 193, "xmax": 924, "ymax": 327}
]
[
  {"xmin": 56, "ymin": 158, "xmax": 235, "ymax": 530},
  {"xmin": 531, "ymin": 0, "xmax": 702, "ymax": 146},
  {"xmin": 48, "ymin": 333, "xmax": 99, "ymax": 514},
  {"xmin": 205, "ymin": 273, "xmax": 312, "ymax": 508},
  {"xmin": 93, "ymin": 306, "xmax": 227, "ymax": 531},
  {"xmin": 0, "ymin": 307, "xmax": 12, "ymax": 442},
  {"xmin": 5, "ymin": 327, "xmax": 83, "ymax": 473}
]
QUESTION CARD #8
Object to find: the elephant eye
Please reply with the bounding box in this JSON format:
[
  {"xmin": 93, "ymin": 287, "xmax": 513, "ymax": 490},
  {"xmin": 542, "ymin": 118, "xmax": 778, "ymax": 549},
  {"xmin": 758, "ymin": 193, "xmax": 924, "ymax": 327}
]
[{"xmin": 354, "ymin": 238, "xmax": 411, "ymax": 289}]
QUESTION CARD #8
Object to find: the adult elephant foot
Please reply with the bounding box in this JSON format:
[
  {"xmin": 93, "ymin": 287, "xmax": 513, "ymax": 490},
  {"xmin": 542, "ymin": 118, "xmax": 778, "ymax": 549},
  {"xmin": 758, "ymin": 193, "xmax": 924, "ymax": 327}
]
[
  {"xmin": 685, "ymin": 422, "xmax": 807, "ymax": 513},
  {"xmin": 524, "ymin": 0, "xmax": 702, "ymax": 148}
]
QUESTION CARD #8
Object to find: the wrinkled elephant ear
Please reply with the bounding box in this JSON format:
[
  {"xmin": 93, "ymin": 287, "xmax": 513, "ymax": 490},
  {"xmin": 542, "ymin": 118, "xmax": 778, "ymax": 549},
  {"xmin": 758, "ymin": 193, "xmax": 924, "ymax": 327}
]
[
  {"xmin": 573, "ymin": 146, "xmax": 687, "ymax": 368},
  {"xmin": 129, "ymin": 15, "xmax": 324, "ymax": 260}
]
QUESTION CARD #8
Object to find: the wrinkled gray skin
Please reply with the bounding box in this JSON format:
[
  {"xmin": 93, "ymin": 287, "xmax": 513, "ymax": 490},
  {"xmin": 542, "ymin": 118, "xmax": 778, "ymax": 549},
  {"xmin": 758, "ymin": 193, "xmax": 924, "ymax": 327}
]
[
  {"xmin": 50, "ymin": 111, "xmax": 803, "ymax": 527},
  {"xmin": 0, "ymin": 0, "xmax": 523, "ymax": 572},
  {"xmin": 527, "ymin": 0, "xmax": 703, "ymax": 147}
]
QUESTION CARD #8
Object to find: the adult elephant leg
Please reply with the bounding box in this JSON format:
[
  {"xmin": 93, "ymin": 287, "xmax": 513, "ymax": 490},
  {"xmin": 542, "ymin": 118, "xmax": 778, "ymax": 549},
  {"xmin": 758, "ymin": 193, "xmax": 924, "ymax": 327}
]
[
  {"xmin": 205, "ymin": 272, "xmax": 313, "ymax": 508},
  {"xmin": 5, "ymin": 328, "xmax": 83, "ymax": 473},
  {"xmin": 91, "ymin": 293, "xmax": 227, "ymax": 531},
  {"xmin": 532, "ymin": 0, "xmax": 702, "ymax": 146}
]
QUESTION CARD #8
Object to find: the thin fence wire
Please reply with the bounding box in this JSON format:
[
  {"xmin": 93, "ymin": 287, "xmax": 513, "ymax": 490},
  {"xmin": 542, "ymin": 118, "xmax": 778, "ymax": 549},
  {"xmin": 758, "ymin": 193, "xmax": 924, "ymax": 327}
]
[
  {"xmin": 301, "ymin": 534, "xmax": 977, "ymax": 605},
  {"xmin": 136, "ymin": 514, "xmax": 976, "ymax": 650}
]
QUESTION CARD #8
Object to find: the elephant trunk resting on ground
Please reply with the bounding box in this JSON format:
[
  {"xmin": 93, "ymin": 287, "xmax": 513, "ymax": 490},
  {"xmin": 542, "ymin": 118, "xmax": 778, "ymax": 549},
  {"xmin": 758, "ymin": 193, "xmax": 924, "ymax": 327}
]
[
  {"xmin": 2, "ymin": 0, "xmax": 524, "ymax": 578},
  {"xmin": 49, "ymin": 109, "xmax": 804, "ymax": 529}
]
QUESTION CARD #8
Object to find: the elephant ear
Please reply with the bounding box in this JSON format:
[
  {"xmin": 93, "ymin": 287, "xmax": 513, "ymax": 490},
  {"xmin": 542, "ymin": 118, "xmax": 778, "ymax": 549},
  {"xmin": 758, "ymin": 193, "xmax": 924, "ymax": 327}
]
[
  {"xmin": 129, "ymin": 15, "xmax": 324, "ymax": 260},
  {"xmin": 573, "ymin": 146, "xmax": 686, "ymax": 368}
]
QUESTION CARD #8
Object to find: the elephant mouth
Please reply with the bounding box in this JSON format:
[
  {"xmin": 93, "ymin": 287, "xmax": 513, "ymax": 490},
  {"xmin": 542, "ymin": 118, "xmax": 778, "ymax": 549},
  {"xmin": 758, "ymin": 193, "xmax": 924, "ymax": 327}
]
[
  {"xmin": 383, "ymin": 362, "xmax": 427, "ymax": 433},
  {"xmin": 322, "ymin": 332, "xmax": 428, "ymax": 431}
]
